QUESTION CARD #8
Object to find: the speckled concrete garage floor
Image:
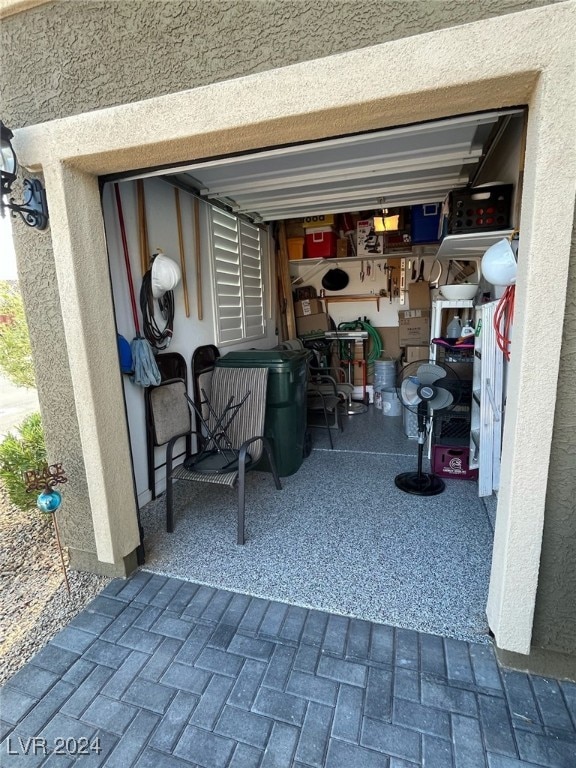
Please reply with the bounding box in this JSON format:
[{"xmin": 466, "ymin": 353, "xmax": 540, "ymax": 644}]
[{"xmin": 140, "ymin": 410, "xmax": 494, "ymax": 644}]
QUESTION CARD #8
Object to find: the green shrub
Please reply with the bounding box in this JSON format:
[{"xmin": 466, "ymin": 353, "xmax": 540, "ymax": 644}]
[
  {"xmin": 0, "ymin": 412, "xmax": 46, "ymax": 511},
  {"xmin": 0, "ymin": 281, "xmax": 36, "ymax": 389}
]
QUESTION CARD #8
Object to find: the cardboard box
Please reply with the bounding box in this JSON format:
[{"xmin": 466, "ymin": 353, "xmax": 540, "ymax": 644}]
[
  {"xmin": 356, "ymin": 219, "xmax": 383, "ymax": 258},
  {"xmin": 296, "ymin": 312, "xmax": 331, "ymax": 338},
  {"xmin": 286, "ymin": 219, "xmax": 306, "ymax": 237},
  {"xmin": 398, "ymin": 309, "xmax": 431, "ymax": 346},
  {"xmin": 352, "ymin": 384, "xmax": 374, "ymax": 403},
  {"xmin": 404, "ymin": 345, "xmax": 430, "ymax": 364},
  {"xmin": 373, "ymin": 327, "xmax": 401, "ymax": 360},
  {"xmin": 352, "ymin": 361, "xmax": 366, "ymax": 385},
  {"xmin": 302, "ymin": 214, "xmax": 334, "ymax": 228},
  {"xmin": 294, "ymin": 285, "xmax": 317, "ymax": 301},
  {"xmin": 294, "ymin": 298, "xmax": 324, "ymax": 318},
  {"xmin": 383, "ymin": 233, "xmax": 412, "ymax": 251},
  {"xmin": 408, "ymin": 281, "xmax": 431, "ymax": 310},
  {"xmin": 336, "ymin": 238, "xmax": 348, "ymax": 258}
]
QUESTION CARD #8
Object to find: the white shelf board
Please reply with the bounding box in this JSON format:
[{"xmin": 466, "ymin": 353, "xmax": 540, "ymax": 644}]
[
  {"xmin": 289, "ymin": 253, "xmax": 412, "ymax": 267},
  {"xmin": 431, "ymin": 299, "xmax": 474, "ymax": 308},
  {"xmin": 435, "ymin": 230, "xmax": 514, "ymax": 260}
]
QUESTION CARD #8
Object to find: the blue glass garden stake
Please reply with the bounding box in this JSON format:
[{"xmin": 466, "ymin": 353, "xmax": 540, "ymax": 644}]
[{"xmin": 24, "ymin": 464, "xmax": 70, "ymax": 595}]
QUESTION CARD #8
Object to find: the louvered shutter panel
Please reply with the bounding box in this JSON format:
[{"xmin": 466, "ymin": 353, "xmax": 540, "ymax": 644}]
[
  {"xmin": 240, "ymin": 220, "xmax": 265, "ymax": 339},
  {"xmin": 211, "ymin": 208, "xmax": 243, "ymax": 343},
  {"xmin": 210, "ymin": 206, "xmax": 264, "ymax": 345}
]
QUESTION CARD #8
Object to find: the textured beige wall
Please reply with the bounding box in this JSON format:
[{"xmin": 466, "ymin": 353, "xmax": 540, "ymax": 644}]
[
  {"xmin": 12, "ymin": 206, "xmax": 97, "ymax": 563},
  {"xmin": 0, "ymin": 0, "xmax": 561, "ymax": 127},
  {"xmin": 1, "ymin": 0, "xmax": 575, "ymax": 655},
  {"xmin": 532, "ymin": 210, "xmax": 576, "ymax": 654}
]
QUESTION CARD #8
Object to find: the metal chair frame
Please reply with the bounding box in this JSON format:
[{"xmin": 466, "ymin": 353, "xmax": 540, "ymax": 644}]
[{"xmin": 149, "ymin": 366, "xmax": 282, "ymax": 544}]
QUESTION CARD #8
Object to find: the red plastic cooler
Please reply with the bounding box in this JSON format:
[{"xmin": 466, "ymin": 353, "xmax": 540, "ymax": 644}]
[{"xmin": 305, "ymin": 227, "xmax": 337, "ymax": 258}]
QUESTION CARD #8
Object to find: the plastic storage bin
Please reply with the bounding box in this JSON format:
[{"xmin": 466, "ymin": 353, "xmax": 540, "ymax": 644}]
[
  {"xmin": 216, "ymin": 349, "xmax": 309, "ymax": 476},
  {"xmin": 432, "ymin": 444, "xmax": 478, "ymax": 480},
  {"xmin": 287, "ymin": 237, "xmax": 305, "ymax": 260},
  {"xmin": 411, "ymin": 203, "xmax": 441, "ymax": 243},
  {"xmin": 448, "ymin": 184, "xmax": 513, "ymax": 234}
]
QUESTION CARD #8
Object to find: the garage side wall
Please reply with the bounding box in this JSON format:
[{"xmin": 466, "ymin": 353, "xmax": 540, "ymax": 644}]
[
  {"xmin": 0, "ymin": 0, "xmax": 562, "ymax": 126},
  {"xmin": 532, "ymin": 210, "xmax": 576, "ymax": 656}
]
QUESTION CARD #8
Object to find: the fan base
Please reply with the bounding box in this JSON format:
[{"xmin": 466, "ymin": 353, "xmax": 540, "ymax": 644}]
[
  {"xmin": 342, "ymin": 401, "xmax": 368, "ymax": 415},
  {"xmin": 394, "ymin": 471, "xmax": 445, "ymax": 496}
]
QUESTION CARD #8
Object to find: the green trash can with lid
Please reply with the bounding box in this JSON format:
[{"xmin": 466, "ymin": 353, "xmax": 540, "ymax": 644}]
[{"xmin": 216, "ymin": 349, "xmax": 309, "ymax": 476}]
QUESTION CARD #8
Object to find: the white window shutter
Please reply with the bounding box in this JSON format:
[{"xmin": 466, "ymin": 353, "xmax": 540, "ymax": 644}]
[
  {"xmin": 240, "ymin": 220, "xmax": 265, "ymax": 339},
  {"xmin": 210, "ymin": 206, "xmax": 264, "ymax": 344}
]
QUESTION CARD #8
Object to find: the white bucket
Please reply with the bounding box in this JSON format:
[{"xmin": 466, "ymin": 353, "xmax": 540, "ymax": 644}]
[
  {"xmin": 381, "ymin": 387, "xmax": 402, "ymax": 417},
  {"xmin": 374, "ymin": 359, "xmax": 396, "ymax": 389}
]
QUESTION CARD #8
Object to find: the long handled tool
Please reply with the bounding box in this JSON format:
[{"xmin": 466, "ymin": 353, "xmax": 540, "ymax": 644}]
[
  {"xmin": 136, "ymin": 180, "xmax": 149, "ymax": 276},
  {"xmin": 193, "ymin": 197, "xmax": 203, "ymax": 321},
  {"xmin": 114, "ymin": 183, "xmax": 160, "ymax": 387},
  {"xmin": 174, "ymin": 188, "xmax": 191, "ymax": 318}
]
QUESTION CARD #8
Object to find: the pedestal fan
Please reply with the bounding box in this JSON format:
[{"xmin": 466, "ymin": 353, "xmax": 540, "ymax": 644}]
[{"xmin": 395, "ymin": 361, "xmax": 460, "ymax": 496}]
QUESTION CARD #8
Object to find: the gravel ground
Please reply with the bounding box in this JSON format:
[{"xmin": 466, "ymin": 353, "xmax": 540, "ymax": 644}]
[{"xmin": 0, "ymin": 484, "xmax": 111, "ymax": 686}]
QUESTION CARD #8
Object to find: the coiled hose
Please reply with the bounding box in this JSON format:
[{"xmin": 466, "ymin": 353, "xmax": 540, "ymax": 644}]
[
  {"xmin": 140, "ymin": 269, "xmax": 175, "ymax": 351},
  {"xmin": 337, "ymin": 320, "xmax": 383, "ymax": 363}
]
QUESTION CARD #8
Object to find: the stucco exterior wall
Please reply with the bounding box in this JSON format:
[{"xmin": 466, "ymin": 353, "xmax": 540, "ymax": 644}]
[
  {"xmin": 532, "ymin": 211, "xmax": 576, "ymax": 655},
  {"xmin": 12, "ymin": 210, "xmax": 98, "ymax": 565},
  {"xmin": 0, "ymin": 0, "xmax": 561, "ymax": 127},
  {"xmin": 1, "ymin": 0, "xmax": 575, "ymax": 660}
]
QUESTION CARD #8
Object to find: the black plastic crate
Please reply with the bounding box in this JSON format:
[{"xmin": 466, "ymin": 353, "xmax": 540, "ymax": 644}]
[
  {"xmin": 448, "ymin": 184, "xmax": 513, "ymax": 234},
  {"xmin": 433, "ymin": 410, "xmax": 471, "ymax": 441}
]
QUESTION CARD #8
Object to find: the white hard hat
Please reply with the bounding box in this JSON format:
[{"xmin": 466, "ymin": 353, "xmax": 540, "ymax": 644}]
[
  {"xmin": 151, "ymin": 251, "xmax": 181, "ymax": 298},
  {"xmin": 481, "ymin": 238, "xmax": 517, "ymax": 287}
]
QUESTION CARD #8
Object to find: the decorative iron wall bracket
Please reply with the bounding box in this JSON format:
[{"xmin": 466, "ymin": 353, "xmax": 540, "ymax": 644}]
[{"xmin": 1, "ymin": 120, "xmax": 49, "ymax": 230}]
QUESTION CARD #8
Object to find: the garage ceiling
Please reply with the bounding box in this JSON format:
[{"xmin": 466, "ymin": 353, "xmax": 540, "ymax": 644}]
[{"xmin": 162, "ymin": 108, "xmax": 523, "ymax": 222}]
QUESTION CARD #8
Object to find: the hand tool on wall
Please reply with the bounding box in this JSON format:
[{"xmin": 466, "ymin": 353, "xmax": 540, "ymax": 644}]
[
  {"xmin": 174, "ymin": 188, "xmax": 191, "ymax": 318},
  {"xmin": 400, "ymin": 258, "xmax": 406, "ymax": 305},
  {"xmin": 417, "ymin": 258, "xmax": 425, "ymax": 282},
  {"xmin": 360, "ymin": 260, "xmax": 365, "ymax": 282},
  {"xmin": 411, "ymin": 259, "xmax": 417, "ymax": 281},
  {"xmin": 387, "ymin": 257, "xmax": 402, "ymax": 302},
  {"xmin": 193, "ymin": 197, "xmax": 203, "ymax": 321}
]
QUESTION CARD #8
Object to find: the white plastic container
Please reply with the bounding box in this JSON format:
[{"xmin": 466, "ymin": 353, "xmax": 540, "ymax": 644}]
[
  {"xmin": 381, "ymin": 388, "xmax": 402, "ymax": 417},
  {"xmin": 374, "ymin": 359, "xmax": 396, "ymax": 389},
  {"xmin": 446, "ymin": 315, "xmax": 462, "ymax": 339},
  {"xmin": 403, "ymin": 406, "xmax": 418, "ymax": 438}
]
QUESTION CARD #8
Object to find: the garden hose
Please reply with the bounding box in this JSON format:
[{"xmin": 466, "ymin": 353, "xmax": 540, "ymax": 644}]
[{"xmin": 337, "ymin": 320, "xmax": 383, "ymax": 363}]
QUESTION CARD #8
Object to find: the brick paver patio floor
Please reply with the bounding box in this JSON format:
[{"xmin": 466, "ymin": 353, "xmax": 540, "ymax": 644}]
[{"xmin": 1, "ymin": 571, "xmax": 575, "ymax": 767}]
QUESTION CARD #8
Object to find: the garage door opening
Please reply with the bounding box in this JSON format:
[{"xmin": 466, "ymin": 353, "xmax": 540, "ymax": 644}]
[{"xmin": 101, "ymin": 108, "xmax": 527, "ymax": 643}]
